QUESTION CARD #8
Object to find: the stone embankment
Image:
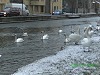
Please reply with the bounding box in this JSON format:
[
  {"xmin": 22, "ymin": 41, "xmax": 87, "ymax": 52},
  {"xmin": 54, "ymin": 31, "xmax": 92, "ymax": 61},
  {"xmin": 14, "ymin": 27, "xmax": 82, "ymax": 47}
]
[{"xmin": 0, "ymin": 13, "xmax": 99, "ymax": 24}]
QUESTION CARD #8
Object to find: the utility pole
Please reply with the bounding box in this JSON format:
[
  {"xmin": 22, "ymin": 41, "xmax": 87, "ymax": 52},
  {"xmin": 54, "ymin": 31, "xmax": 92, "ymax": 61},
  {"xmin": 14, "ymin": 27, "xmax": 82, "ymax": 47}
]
[
  {"xmin": 51, "ymin": 0, "xmax": 54, "ymax": 14},
  {"xmin": 22, "ymin": 0, "xmax": 23, "ymax": 16},
  {"xmin": 76, "ymin": 0, "xmax": 78, "ymax": 13}
]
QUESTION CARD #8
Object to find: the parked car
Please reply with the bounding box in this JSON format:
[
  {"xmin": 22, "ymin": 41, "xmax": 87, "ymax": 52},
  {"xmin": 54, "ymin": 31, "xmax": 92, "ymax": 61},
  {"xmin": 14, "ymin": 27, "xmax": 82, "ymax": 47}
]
[
  {"xmin": 0, "ymin": 11, "xmax": 7, "ymax": 17},
  {"xmin": 4, "ymin": 7, "xmax": 20, "ymax": 16},
  {"xmin": 52, "ymin": 10, "xmax": 63, "ymax": 15},
  {"xmin": 4, "ymin": 3, "xmax": 30, "ymax": 16},
  {"xmin": 0, "ymin": 7, "xmax": 20, "ymax": 17}
]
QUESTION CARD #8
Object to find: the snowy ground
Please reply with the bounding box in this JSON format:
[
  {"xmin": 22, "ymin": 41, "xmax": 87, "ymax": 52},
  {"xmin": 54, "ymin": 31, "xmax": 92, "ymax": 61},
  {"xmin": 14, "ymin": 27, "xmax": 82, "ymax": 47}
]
[{"xmin": 12, "ymin": 33, "xmax": 100, "ymax": 75}]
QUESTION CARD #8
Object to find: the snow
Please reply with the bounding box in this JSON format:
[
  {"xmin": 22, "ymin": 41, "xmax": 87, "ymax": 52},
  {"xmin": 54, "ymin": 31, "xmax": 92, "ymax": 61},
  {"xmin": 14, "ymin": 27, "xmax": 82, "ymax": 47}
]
[
  {"xmin": 12, "ymin": 36, "xmax": 100, "ymax": 75},
  {"xmin": 0, "ymin": 55, "xmax": 2, "ymax": 57}
]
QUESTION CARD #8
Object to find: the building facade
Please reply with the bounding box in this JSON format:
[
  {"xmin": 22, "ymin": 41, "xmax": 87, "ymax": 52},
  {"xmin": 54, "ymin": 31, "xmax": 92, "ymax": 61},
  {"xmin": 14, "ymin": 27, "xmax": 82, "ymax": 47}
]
[
  {"xmin": 0, "ymin": 0, "xmax": 9, "ymax": 11},
  {"xmin": 28, "ymin": 0, "xmax": 46, "ymax": 14},
  {"xmin": 24, "ymin": 0, "xmax": 62, "ymax": 14},
  {"xmin": 0, "ymin": 0, "xmax": 100, "ymax": 14},
  {"xmin": 63, "ymin": 0, "xmax": 100, "ymax": 14},
  {"xmin": 51, "ymin": 0, "xmax": 62, "ymax": 13}
]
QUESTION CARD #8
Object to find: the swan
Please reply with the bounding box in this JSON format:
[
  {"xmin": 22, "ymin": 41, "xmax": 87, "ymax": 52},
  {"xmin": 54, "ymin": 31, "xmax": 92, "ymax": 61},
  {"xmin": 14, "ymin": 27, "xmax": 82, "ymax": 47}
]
[
  {"xmin": 84, "ymin": 25, "xmax": 94, "ymax": 38},
  {"xmin": 22, "ymin": 32, "xmax": 28, "ymax": 37},
  {"xmin": 42, "ymin": 34, "xmax": 49, "ymax": 39},
  {"xmin": 15, "ymin": 34, "xmax": 24, "ymax": 43},
  {"xmin": 95, "ymin": 22, "xmax": 100, "ymax": 31},
  {"xmin": 96, "ymin": 25, "xmax": 100, "ymax": 31},
  {"xmin": 41, "ymin": 34, "xmax": 49, "ymax": 40},
  {"xmin": 64, "ymin": 26, "xmax": 82, "ymax": 45},
  {"xmin": 63, "ymin": 33, "xmax": 71, "ymax": 43},
  {"xmin": 0, "ymin": 55, "xmax": 2, "ymax": 57},
  {"xmin": 41, "ymin": 31, "xmax": 49, "ymax": 40},
  {"xmin": 81, "ymin": 26, "xmax": 92, "ymax": 52},
  {"xmin": 58, "ymin": 29, "xmax": 63, "ymax": 33}
]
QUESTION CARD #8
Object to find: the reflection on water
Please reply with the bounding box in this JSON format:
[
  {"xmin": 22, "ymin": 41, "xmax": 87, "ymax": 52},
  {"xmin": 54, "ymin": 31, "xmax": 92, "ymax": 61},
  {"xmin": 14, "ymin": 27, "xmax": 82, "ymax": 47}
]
[
  {"xmin": 0, "ymin": 27, "xmax": 23, "ymax": 33},
  {"xmin": 0, "ymin": 36, "xmax": 14, "ymax": 48}
]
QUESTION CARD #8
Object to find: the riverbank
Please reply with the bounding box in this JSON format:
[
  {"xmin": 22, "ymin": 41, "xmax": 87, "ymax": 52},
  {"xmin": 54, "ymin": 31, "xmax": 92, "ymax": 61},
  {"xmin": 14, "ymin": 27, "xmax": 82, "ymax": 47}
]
[
  {"xmin": 0, "ymin": 13, "xmax": 99, "ymax": 24},
  {"xmin": 12, "ymin": 36, "xmax": 100, "ymax": 75}
]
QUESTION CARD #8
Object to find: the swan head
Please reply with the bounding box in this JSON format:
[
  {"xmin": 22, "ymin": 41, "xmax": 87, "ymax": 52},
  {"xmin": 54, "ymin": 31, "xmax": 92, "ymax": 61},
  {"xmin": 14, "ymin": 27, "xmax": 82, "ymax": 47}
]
[
  {"xmin": 65, "ymin": 38, "xmax": 70, "ymax": 43},
  {"xmin": 41, "ymin": 31, "xmax": 44, "ymax": 33},
  {"xmin": 96, "ymin": 25, "xmax": 100, "ymax": 31},
  {"xmin": 84, "ymin": 25, "xmax": 94, "ymax": 38},
  {"xmin": 89, "ymin": 25, "xmax": 92, "ymax": 27},
  {"xmin": 84, "ymin": 25, "xmax": 93, "ymax": 32},
  {"xmin": 70, "ymin": 30, "xmax": 75, "ymax": 34},
  {"xmin": 88, "ymin": 25, "xmax": 94, "ymax": 30}
]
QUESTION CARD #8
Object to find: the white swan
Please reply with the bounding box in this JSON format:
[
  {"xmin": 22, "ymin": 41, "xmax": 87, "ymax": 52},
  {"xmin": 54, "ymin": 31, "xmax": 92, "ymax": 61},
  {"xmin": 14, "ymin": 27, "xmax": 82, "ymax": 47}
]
[
  {"xmin": 41, "ymin": 34, "xmax": 49, "ymax": 40},
  {"xmin": 96, "ymin": 25, "xmax": 100, "ymax": 31},
  {"xmin": 22, "ymin": 32, "xmax": 28, "ymax": 37},
  {"xmin": 41, "ymin": 31, "xmax": 49, "ymax": 40},
  {"xmin": 81, "ymin": 26, "xmax": 92, "ymax": 52},
  {"xmin": 84, "ymin": 25, "xmax": 94, "ymax": 38},
  {"xmin": 64, "ymin": 26, "xmax": 82, "ymax": 45},
  {"xmin": 58, "ymin": 29, "xmax": 63, "ymax": 33},
  {"xmin": 15, "ymin": 34, "xmax": 24, "ymax": 43},
  {"xmin": 0, "ymin": 55, "xmax": 2, "ymax": 57}
]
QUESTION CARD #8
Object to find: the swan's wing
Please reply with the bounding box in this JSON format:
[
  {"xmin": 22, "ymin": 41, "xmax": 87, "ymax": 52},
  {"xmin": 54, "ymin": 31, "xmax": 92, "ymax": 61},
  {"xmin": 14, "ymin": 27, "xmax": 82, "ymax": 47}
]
[
  {"xmin": 69, "ymin": 34, "xmax": 81, "ymax": 42},
  {"xmin": 81, "ymin": 38, "xmax": 92, "ymax": 47}
]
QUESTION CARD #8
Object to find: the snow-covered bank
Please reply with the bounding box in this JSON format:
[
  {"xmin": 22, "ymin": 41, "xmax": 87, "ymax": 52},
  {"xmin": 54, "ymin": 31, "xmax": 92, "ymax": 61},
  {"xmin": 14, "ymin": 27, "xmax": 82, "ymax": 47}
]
[{"xmin": 12, "ymin": 36, "xmax": 100, "ymax": 75}]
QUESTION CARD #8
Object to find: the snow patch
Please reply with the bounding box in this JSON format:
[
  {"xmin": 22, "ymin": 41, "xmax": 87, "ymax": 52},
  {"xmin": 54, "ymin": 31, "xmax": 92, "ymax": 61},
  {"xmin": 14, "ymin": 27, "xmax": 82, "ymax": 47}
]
[{"xmin": 12, "ymin": 36, "xmax": 100, "ymax": 75}]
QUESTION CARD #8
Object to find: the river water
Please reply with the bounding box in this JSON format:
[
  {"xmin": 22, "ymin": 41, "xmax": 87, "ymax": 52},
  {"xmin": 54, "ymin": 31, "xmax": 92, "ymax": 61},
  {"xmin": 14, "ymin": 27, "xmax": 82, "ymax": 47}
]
[{"xmin": 0, "ymin": 17, "xmax": 100, "ymax": 75}]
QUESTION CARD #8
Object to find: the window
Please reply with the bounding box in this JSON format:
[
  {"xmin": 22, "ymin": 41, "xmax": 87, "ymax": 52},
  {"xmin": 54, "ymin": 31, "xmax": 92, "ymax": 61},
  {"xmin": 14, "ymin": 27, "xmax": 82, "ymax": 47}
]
[
  {"xmin": 40, "ymin": 6, "xmax": 44, "ymax": 12},
  {"xmin": 53, "ymin": 0, "xmax": 58, "ymax": 2},
  {"xmin": 57, "ymin": 6, "xmax": 58, "ymax": 10},
  {"xmin": 53, "ymin": 0, "xmax": 56, "ymax": 2},
  {"xmin": 54, "ymin": 6, "xmax": 56, "ymax": 10},
  {"xmin": 34, "ymin": 6, "xmax": 39, "ymax": 12}
]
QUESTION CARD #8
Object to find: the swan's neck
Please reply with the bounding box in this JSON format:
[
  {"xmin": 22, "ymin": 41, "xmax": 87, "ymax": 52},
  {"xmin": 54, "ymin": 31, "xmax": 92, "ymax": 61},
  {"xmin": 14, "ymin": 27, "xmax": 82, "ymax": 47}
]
[
  {"xmin": 84, "ymin": 27, "xmax": 91, "ymax": 38},
  {"xmin": 64, "ymin": 34, "xmax": 67, "ymax": 39},
  {"xmin": 71, "ymin": 26, "xmax": 74, "ymax": 33},
  {"xmin": 15, "ymin": 35, "xmax": 17, "ymax": 41},
  {"xmin": 77, "ymin": 26, "xmax": 80, "ymax": 34}
]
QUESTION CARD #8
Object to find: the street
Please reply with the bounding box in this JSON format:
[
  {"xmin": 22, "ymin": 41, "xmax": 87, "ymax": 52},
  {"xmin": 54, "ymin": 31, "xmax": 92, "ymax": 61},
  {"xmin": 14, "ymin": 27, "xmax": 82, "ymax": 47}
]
[{"xmin": 0, "ymin": 17, "xmax": 100, "ymax": 75}]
